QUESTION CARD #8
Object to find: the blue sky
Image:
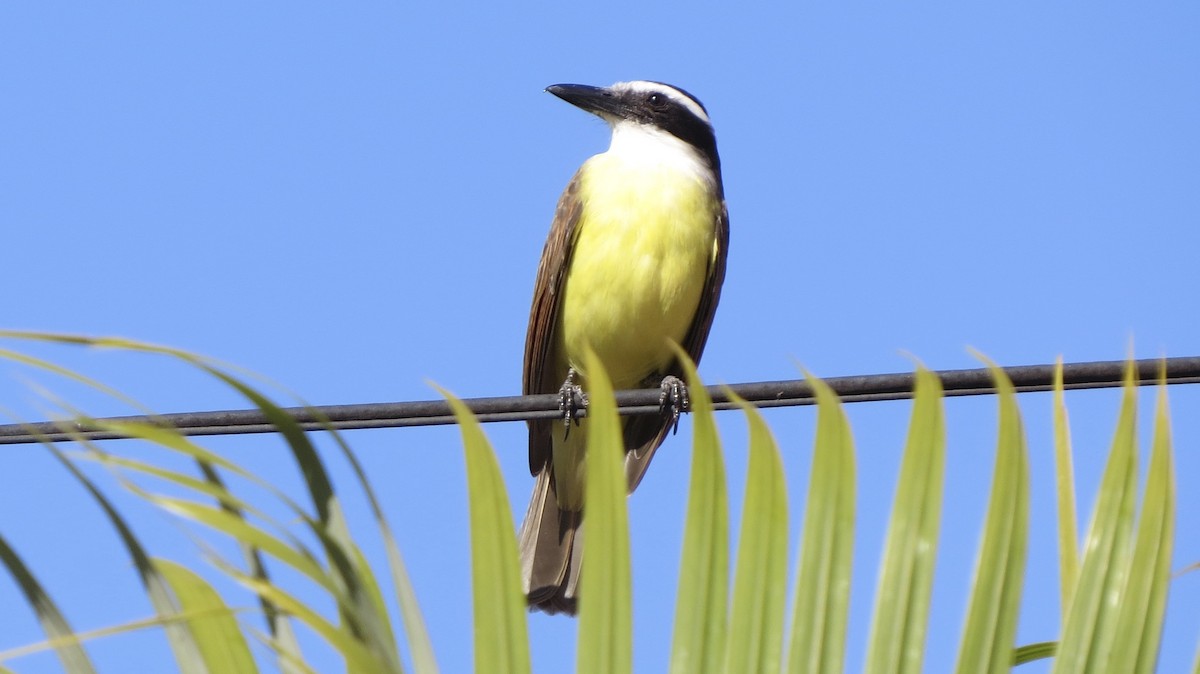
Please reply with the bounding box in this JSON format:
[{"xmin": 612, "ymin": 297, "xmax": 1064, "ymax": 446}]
[{"xmin": 2, "ymin": 4, "xmax": 1198, "ymax": 672}]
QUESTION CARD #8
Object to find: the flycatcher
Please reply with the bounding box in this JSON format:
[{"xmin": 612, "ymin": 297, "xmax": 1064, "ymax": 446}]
[{"xmin": 519, "ymin": 80, "xmax": 728, "ymax": 614}]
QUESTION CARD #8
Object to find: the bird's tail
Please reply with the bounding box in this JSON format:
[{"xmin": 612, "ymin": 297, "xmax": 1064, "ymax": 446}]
[{"xmin": 518, "ymin": 468, "xmax": 582, "ymax": 615}]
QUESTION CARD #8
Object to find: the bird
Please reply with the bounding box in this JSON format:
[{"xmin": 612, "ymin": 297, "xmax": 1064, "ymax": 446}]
[{"xmin": 518, "ymin": 80, "xmax": 729, "ymax": 615}]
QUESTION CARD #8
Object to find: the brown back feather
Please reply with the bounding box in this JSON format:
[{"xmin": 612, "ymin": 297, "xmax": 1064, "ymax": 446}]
[{"xmin": 523, "ymin": 172, "xmax": 585, "ymax": 474}]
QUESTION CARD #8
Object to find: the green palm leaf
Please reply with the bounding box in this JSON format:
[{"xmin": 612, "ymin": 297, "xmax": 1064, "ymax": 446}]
[
  {"xmin": 668, "ymin": 347, "xmax": 729, "ymax": 674},
  {"xmin": 577, "ymin": 347, "xmax": 633, "ymax": 674},
  {"xmin": 1104, "ymin": 369, "xmax": 1176, "ymax": 674},
  {"xmin": 726, "ymin": 390, "xmax": 788, "ymax": 674},
  {"xmin": 954, "ymin": 358, "xmax": 1029, "ymax": 674},
  {"xmin": 1052, "ymin": 359, "xmax": 1081, "ymax": 616},
  {"xmin": 1053, "ymin": 362, "xmax": 1139, "ymax": 672},
  {"xmin": 865, "ymin": 367, "xmax": 945, "ymax": 674},
  {"xmin": 785, "ymin": 373, "xmax": 854, "ymax": 674},
  {"xmin": 442, "ymin": 387, "xmax": 530, "ymax": 674},
  {"xmin": 0, "ymin": 533, "xmax": 97, "ymax": 673},
  {"xmin": 155, "ymin": 558, "xmax": 256, "ymax": 673}
]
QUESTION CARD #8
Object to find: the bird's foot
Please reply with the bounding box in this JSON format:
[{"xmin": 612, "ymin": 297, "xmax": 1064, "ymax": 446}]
[
  {"xmin": 559, "ymin": 368, "xmax": 588, "ymax": 438},
  {"xmin": 659, "ymin": 375, "xmax": 690, "ymax": 435}
]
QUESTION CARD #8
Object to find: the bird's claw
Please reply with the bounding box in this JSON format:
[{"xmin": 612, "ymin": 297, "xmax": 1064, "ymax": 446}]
[
  {"xmin": 559, "ymin": 368, "xmax": 588, "ymax": 439},
  {"xmin": 659, "ymin": 375, "xmax": 690, "ymax": 435}
]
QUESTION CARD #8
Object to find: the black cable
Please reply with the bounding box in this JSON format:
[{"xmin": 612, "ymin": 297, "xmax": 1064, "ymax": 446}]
[{"xmin": 0, "ymin": 356, "xmax": 1196, "ymax": 445}]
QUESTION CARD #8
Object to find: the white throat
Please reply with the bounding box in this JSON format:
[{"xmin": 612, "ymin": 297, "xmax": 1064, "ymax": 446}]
[{"xmin": 604, "ymin": 120, "xmax": 713, "ymax": 183}]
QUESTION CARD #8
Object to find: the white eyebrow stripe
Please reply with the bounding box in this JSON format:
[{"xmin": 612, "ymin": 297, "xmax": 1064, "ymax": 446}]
[{"xmin": 614, "ymin": 80, "xmax": 711, "ymax": 125}]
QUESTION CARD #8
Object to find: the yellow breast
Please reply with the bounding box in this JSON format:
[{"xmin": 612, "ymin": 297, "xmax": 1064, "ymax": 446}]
[{"xmin": 557, "ymin": 152, "xmax": 719, "ymax": 389}]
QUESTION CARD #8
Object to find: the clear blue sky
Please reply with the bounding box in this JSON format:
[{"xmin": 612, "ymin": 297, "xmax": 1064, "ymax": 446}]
[{"xmin": 2, "ymin": 4, "xmax": 1198, "ymax": 672}]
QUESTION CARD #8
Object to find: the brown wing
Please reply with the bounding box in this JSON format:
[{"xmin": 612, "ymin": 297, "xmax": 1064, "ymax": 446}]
[
  {"xmin": 523, "ymin": 171, "xmax": 585, "ymax": 474},
  {"xmin": 623, "ymin": 201, "xmax": 730, "ymax": 491}
]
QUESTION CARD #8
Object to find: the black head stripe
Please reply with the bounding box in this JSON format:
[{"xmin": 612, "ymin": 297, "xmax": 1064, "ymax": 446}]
[
  {"xmin": 659, "ymin": 108, "xmax": 719, "ymax": 174},
  {"xmin": 645, "ymin": 81, "xmax": 710, "ymax": 118},
  {"xmin": 619, "ymin": 84, "xmax": 721, "ymax": 173}
]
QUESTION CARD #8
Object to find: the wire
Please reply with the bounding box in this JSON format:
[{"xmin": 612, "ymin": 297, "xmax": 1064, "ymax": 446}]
[{"xmin": 0, "ymin": 356, "xmax": 1197, "ymax": 446}]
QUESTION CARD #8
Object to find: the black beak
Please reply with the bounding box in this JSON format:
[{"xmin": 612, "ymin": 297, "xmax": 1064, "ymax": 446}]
[{"xmin": 546, "ymin": 83, "xmax": 625, "ymax": 119}]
